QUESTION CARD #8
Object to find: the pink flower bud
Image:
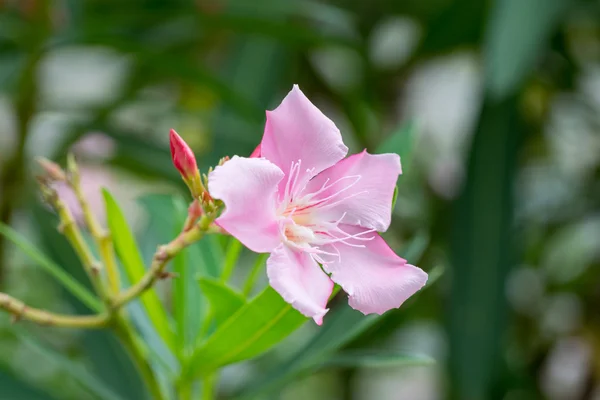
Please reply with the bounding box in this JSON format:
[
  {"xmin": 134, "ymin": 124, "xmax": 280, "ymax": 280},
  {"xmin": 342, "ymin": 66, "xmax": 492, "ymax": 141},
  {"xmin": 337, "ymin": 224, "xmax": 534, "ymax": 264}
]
[{"xmin": 169, "ymin": 129, "xmax": 198, "ymax": 180}]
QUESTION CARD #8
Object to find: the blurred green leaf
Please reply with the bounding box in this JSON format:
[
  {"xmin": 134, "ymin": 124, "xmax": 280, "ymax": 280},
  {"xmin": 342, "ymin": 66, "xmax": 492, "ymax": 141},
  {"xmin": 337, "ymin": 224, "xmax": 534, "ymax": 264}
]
[
  {"xmin": 197, "ymin": 235, "xmax": 224, "ymax": 279},
  {"xmin": 448, "ymin": 96, "xmax": 521, "ymax": 399},
  {"xmin": 236, "ymin": 233, "xmax": 434, "ymax": 398},
  {"xmin": 485, "ymin": 0, "xmax": 570, "ymax": 99},
  {"xmin": 16, "ymin": 328, "xmax": 126, "ymax": 400},
  {"xmin": 32, "ymin": 206, "xmax": 149, "ymax": 400},
  {"xmin": 377, "ymin": 120, "xmax": 417, "ymax": 169},
  {"xmin": 391, "ymin": 186, "xmax": 399, "ymax": 211},
  {"xmin": 189, "ymin": 286, "xmax": 306, "ymax": 377},
  {"xmin": 198, "ymin": 277, "xmax": 246, "ymax": 326},
  {"xmin": 0, "ymin": 222, "xmax": 101, "ymax": 312},
  {"xmin": 172, "ymin": 197, "xmax": 205, "ymax": 356},
  {"xmin": 220, "ymin": 239, "xmax": 243, "ymax": 282},
  {"xmin": 318, "ymin": 350, "xmax": 434, "ymax": 369},
  {"xmin": 0, "ymin": 369, "xmax": 56, "ymax": 400},
  {"xmin": 102, "ymin": 189, "xmax": 175, "ymax": 352}
]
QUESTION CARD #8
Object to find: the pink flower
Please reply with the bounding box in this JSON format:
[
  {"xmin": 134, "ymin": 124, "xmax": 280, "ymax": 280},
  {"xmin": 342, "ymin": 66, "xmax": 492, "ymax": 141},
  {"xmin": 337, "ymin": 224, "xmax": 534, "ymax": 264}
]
[
  {"xmin": 169, "ymin": 129, "xmax": 198, "ymax": 181},
  {"xmin": 208, "ymin": 85, "xmax": 427, "ymax": 325}
]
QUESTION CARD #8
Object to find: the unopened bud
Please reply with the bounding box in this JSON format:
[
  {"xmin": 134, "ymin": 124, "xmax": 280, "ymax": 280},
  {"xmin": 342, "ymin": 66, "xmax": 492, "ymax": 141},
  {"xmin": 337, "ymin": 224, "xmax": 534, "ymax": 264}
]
[
  {"xmin": 36, "ymin": 157, "xmax": 66, "ymax": 182},
  {"xmin": 169, "ymin": 129, "xmax": 198, "ymax": 181}
]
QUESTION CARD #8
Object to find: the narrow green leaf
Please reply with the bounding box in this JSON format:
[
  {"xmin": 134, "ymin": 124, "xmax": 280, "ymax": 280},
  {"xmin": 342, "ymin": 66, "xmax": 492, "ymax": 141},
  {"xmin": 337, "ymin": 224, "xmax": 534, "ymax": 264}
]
[
  {"xmin": 198, "ymin": 235, "xmax": 224, "ymax": 279},
  {"xmin": 198, "ymin": 278, "xmax": 246, "ymax": 326},
  {"xmin": 102, "ymin": 189, "xmax": 175, "ymax": 351},
  {"xmin": 172, "ymin": 197, "xmax": 205, "ymax": 356},
  {"xmin": 484, "ymin": 0, "xmax": 569, "ymax": 99},
  {"xmin": 391, "ymin": 186, "xmax": 399, "ymax": 210},
  {"xmin": 0, "ymin": 368, "xmax": 56, "ymax": 400},
  {"xmin": 377, "ymin": 121, "xmax": 417, "ymax": 169},
  {"xmin": 16, "ymin": 328, "xmax": 126, "ymax": 400},
  {"xmin": 220, "ymin": 239, "xmax": 243, "ymax": 282},
  {"xmin": 189, "ymin": 287, "xmax": 306, "ymax": 377},
  {"xmin": 0, "ymin": 223, "xmax": 101, "ymax": 312},
  {"xmin": 318, "ymin": 350, "xmax": 434, "ymax": 369},
  {"xmin": 447, "ymin": 96, "xmax": 521, "ymax": 398}
]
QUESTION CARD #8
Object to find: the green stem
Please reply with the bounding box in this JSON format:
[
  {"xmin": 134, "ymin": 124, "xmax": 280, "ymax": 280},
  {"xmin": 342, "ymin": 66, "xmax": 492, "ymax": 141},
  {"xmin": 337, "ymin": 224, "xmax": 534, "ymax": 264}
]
[
  {"xmin": 176, "ymin": 379, "xmax": 193, "ymax": 400},
  {"xmin": 113, "ymin": 213, "xmax": 215, "ymax": 308},
  {"xmin": 202, "ymin": 374, "xmax": 216, "ymax": 400},
  {"xmin": 220, "ymin": 239, "xmax": 242, "ymax": 282},
  {"xmin": 242, "ymin": 253, "xmax": 268, "ymax": 296},
  {"xmin": 67, "ymin": 155, "xmax": 121, "ymax": 295},
  {"xmin": 0, "ymin": 292, "xmax": 109, "ymax": 328},
  {"xmin": 114, "ymin": 316, "xmax": 165, "ymax": 400},
  {"xmin": 51, "ymin": 195, "xmax": 108, "ymax": 302}
]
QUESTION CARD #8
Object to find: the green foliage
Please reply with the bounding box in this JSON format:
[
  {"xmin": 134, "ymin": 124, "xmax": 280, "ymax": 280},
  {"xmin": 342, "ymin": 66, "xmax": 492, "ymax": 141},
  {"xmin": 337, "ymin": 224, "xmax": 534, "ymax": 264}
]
[
  {"xmin": 0, "ymin": 369, "xmax": 56, "ymax": 400},
  {"xmin": 198, "ymin": 278, "xmax": 246, "ymax": 327},
  {"xmin": 485, "ymin": 0, "xmax": 570, "ymax": 99},
  {"xmin": 15, "ymin": 327, "xmax": 126, "ymax": 400},
  {"xmin": 237, "ymin": 233, "xmax": 435, "ymax": 398},
  {"xmin": 0, "ymin": 0, "xmax": 588, "ymax": 397},
  {"xmin": 102, "ymin": 190, "xmax": 175, "ymax": 351},
  {"xmin": 0, "ymin": 223, "xmax": 101, "ymax": 312},
  {"xmin": 318, "ymin": 350, "xmax": 434, "ymax": 369},
  {"xmin": 172, "ymin": 197, "xmax": 206, "ymax": 357},
  {"xmin": 189, "ymin": 286, "xmax": 307, "ymax": 377},
  {"xmin": 377, "ymin": 120, "xmax": 417, "ymax": 169}
]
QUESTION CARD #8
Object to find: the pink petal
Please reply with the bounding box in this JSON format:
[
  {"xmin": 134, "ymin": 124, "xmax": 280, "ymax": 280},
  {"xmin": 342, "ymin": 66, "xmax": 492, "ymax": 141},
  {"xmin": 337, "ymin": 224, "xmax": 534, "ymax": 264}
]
[
  {"xmin": 208, "ymin": 156, "xmax": 284, "ymax": 253},
  {"xmin": 249, "ymin": 143, "xmax": 261, "ymax": 158},
  {"xmin": 307, "ymin": 150, "xmax": 401, "ymax": 232},
  {"xmin": 261, "ymin": 85, "xmax": 348, "ymax": 187},
  {"xmin": 321, "ymin": 225, "xmax": 427, "ymax": 315},
  {"xmin": 267, "ymin": 244, "xmax": 333, "ymax": 325}
]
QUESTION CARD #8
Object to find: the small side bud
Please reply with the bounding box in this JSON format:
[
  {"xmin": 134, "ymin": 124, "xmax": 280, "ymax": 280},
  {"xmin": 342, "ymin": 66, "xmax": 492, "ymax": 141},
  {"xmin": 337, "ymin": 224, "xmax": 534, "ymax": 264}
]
[
  {"xmin": 36, "ymin": 157, "xmax": 66, "ymax": 182},
  {"xmin": 157, "ymin": 271, "xmax": 179, "ymax": 280}
]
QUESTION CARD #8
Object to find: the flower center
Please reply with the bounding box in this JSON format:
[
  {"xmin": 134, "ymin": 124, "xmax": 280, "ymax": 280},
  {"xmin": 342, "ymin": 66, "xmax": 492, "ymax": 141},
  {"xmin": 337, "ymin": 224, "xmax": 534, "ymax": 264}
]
[{"xmin": 276, "ymin": 159, "xmax": 375, "ymax": 260}]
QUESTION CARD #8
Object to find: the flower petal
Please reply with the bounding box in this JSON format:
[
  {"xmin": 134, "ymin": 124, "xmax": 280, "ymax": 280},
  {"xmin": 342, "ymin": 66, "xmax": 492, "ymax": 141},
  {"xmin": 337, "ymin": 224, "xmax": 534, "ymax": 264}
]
[
  {"xmin": 267, "ymin": 244, "xmax": 333, "ymax": 325},
  {"xmin": 321, "ymin": 225, "xmax": 427, "ymax": 315},
  {"xmin": 208, "ymin": 156, "xmax": 284, "ymax": 253},
  {"xmin": 249, "ymin": 143, "xmax": 261, "ymax": 158},
  {"xmin": 261, "ymin": 85, "xmax": 348, "ymax": 188},
  {"xmin": 306, "ymin": 150, "xmax": 401, "ymax": 232}
]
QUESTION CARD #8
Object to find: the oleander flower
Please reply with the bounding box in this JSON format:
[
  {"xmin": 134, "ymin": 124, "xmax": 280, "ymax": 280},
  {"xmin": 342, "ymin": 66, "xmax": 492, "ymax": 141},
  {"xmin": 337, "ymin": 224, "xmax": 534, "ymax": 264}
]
[{"xmin": 208, "ymin": 85, "xmax": 427, "ymax": 325}]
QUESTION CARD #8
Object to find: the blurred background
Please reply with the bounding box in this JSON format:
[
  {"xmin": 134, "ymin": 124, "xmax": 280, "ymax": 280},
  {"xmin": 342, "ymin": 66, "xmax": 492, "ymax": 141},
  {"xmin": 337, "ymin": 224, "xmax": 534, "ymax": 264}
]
[{"xmin": 1, "ymin": 0, "xmax": 600, "ymax": 399}]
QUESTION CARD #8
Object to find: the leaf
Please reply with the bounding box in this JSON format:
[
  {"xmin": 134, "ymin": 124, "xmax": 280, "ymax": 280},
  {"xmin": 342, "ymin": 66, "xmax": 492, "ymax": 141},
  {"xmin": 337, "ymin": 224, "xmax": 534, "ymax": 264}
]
[
  {"xmin": 197, "ymin": 235, "xmax": 224, "ymax": 279},
  {"xmin": 235, "ymin": 233, "xmax": 435, "ymax": 399},
  {"xmin": 447, "ymin": 96, "xmax": 522, "ymax": 398},
  {"xmin": 32, "ymin": 206, "xmax": 149, "ymax": 400},
  {"xmin": 377, "ymin": 120, "xmax": 417, "ymax": 169},
  {"xmin": 189, "ymin": 286, "xmax": 307, "ymax": 377},
  {"xmin": 198, "ymin": 278, "xmax": 246, "ymax": 326},
  {"xmin": 0, "ymin": 369, "xmax": 56, "ymax": 400},
  {"xmin": 0, "ymin": 223, "xmax": 102, "ymax": 312},
  {"xmin": 172, "ymin": 197, "xmax": 206, "ymax": 356},
  {"xmin": 318, "ymin": 350, "xmax": 434, "ymax": 369},
  {"xmin": 15, "ymin": 328, "xmax": 126, "ymax": 400},
  {"xmin": 102, "ymin": 189, "xmax": 175, "ymax": 351},
  {"xmin": 484, "ymin": 0, "xmax": 570, "ymax": 99}
]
